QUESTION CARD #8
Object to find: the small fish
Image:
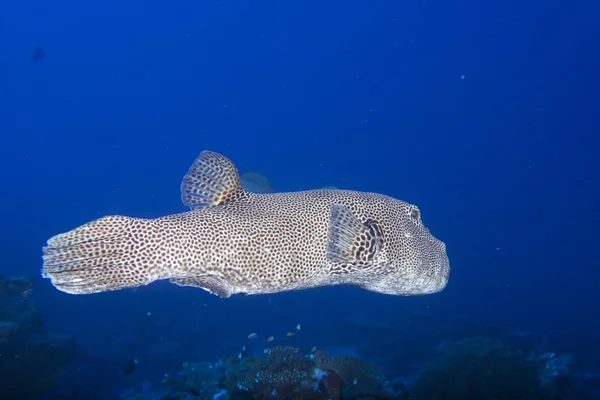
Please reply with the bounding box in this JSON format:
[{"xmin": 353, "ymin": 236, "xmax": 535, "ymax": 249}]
[
  {"xmin": 266, "ymin": 336, "xmax": 274, "ymax": 342},
  {"xmin": 310, "ymin": 346, "xmax": 318, "ymax": 354},
  {"xmin": 353, "ymin": 378, "xmax": 358, "ymax": 385},
  {"xmin": 30, "ymin": 46, "xmax": 45, "ymax": 62},
  {"xmin": 247, "ymin": 333, "xmax": 258, "ymax": 339},
  {"xmin": 122, "ymin": 358, "xmax": 140, "ymax": 375},
  {"xmin": 285, "ymin": 332, "xmax": 296, "ymax": 337},
  {"xmin": 240, "ymin": 170, "xmax": 274, "ymax": 194},
  {"xmin": 296, "ymin": 324, "xmax": 303, "ymax": 331},
  {"xmin": 241, "ymin": 345, "xmax": 247, "ymax": 352}
]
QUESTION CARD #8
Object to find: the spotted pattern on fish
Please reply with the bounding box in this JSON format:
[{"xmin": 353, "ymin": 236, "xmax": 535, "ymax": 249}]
[{"xmin": 42, "ymin": 151, "xmax": 450, "ymax": 298}]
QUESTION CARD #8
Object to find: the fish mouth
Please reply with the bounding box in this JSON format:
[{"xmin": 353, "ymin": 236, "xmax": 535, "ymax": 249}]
[
  {"xmin": 431, "ymin": 255, "xmax": 451, "ymax": 294},
  {"xmin": 438, "ymin": 247, "xmax": 450, "ymax": 275}
]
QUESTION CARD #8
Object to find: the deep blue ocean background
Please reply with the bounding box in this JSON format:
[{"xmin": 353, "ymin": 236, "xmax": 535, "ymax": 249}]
[{"xmin": 1, "ymin": 0, "xmax": 599, "ymax": 398}]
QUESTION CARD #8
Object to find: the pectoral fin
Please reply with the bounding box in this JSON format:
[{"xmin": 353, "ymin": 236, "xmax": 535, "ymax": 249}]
[{"xmin": 326, "ymin": 204, "xmax": 384, "ymax": 268}]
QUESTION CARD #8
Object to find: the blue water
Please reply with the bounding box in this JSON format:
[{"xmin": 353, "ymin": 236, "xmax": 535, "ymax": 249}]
[{"xmin": 1, "ymin": 0, "xmax": 599, "ymax": 398}]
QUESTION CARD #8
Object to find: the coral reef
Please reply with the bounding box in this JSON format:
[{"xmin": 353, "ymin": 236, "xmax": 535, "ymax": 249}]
[
  {"xmin": 313, "ymin": 350, "xmax": 385, "ymax": 398},
  {"xmin": 118, "ymin": 333, "xmax": 579, "ymax": 400},
  {"xmin": 532, "ymin": 351, "xmax": 574, "ymax": 398},
  {"xmin": 409, "ymin": 336, "xmax": 572, "ymax": 400},
  {"xmin": 0, "ymin": 276, "xmax": 79, "ymax": 399},
  {"xmin": 162, "ymin": 345, "xmax": 410, "ymax": 399},
  {"xmin": 120, "ymin": 336, "xmax": 577, "ymax": 400}
]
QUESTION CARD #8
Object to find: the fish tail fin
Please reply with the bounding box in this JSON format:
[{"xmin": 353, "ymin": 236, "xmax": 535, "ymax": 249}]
[{"xmin": 42, "ymin": 215, "xmax": 168, "ymax": 295}]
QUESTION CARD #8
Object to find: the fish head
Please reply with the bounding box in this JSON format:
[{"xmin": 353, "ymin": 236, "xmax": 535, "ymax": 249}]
[{"xmin": 358, "ymin": 200, "xmax": 450, "ymax": 296}]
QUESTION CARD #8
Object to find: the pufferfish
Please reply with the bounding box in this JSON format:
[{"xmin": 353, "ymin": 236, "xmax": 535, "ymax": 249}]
[{"xmin": 41, "ymin": 150, "xmax": 450, "ymax": 298}]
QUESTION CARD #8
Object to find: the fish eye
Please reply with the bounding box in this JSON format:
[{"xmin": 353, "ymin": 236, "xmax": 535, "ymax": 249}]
[{"xmin": 410, "ymin": 208, "xmax": 421, "ymax": 224}]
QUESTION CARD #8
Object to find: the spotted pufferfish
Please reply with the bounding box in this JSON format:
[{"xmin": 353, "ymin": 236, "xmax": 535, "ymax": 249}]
[{"xmin": 41, "ymin": 151, "xmax": 450, "ymax": 298}]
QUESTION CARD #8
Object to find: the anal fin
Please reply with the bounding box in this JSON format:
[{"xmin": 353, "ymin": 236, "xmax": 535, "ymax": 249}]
[
  {"xmin": 169, "ymin": 275, "xmax": 232, "ymax": 299},
  {"xmin": 326, "ymin": 204, "xmax": 384, "ymax": 267}
]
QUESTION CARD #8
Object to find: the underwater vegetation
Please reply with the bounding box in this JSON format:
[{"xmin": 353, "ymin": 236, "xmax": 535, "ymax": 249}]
[{"xmin": 0, "ymin": 276, "xmax": 78, "ymax": 399}]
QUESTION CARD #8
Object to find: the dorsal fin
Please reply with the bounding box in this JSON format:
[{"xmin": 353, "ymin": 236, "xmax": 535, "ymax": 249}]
[{"xmin": 181, "ymin": 151, "xmax": 249, "ymax": 209}]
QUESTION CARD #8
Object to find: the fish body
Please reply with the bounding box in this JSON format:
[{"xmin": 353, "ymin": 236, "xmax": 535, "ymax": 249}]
[
  {"xmin": 30, "ymin": 46, "xmax": 45, "ymax": 62},
  {"xmin": 42, "ymin": 151, "xmax": 450, "ymax": 298}
]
